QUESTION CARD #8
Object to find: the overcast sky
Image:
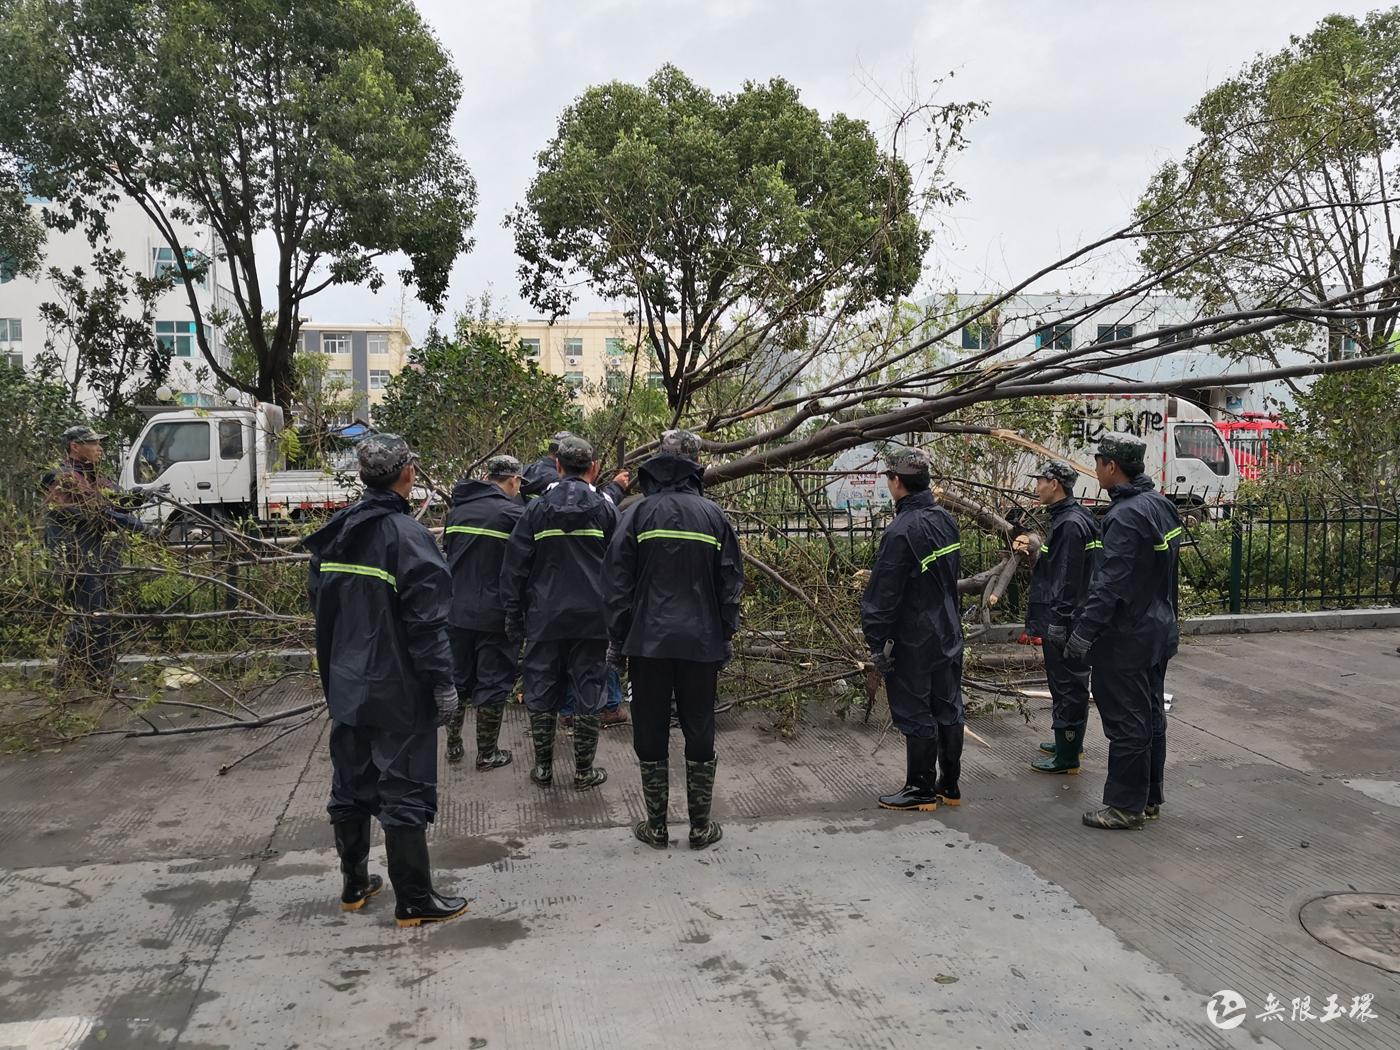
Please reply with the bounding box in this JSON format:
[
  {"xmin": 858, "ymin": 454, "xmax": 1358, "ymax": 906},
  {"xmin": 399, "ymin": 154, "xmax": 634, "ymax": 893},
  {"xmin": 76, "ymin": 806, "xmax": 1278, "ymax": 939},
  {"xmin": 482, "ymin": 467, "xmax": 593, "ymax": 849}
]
[{"xmin": 306, "ymin": 0, "xmax": 1383, "ymax": 341}]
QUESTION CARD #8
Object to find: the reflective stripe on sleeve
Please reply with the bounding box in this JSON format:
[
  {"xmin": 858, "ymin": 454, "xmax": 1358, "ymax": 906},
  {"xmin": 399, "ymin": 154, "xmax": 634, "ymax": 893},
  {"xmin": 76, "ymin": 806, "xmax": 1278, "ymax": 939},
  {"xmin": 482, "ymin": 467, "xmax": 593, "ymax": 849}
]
[
  {"xmin": 919, "ymin": 542, "xmax": 961, "ymax": 572},
  {"xmin": 1153, "ymin": 526, "xmax": 1183, "ymax": 551}
]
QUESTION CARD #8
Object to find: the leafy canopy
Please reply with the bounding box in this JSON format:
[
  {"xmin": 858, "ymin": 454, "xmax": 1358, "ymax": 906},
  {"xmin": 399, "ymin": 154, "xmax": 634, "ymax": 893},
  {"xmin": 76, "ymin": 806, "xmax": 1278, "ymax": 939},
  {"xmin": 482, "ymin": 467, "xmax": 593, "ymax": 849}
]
[
  {"xmin": 0, "ymin": 0, "xmax": 476, "ymax": 406},
  {"xmin": 509, "ymin": 64, "xmax": 931, "ymax": 413}
]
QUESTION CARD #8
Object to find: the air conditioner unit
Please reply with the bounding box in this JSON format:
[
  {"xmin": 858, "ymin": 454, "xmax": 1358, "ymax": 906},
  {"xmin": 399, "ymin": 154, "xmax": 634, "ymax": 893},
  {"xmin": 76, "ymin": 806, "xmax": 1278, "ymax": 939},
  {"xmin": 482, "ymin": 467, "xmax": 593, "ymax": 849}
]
[{"xmin": 566, "ymin": 355, "xmax": 581, "ymax": 367}]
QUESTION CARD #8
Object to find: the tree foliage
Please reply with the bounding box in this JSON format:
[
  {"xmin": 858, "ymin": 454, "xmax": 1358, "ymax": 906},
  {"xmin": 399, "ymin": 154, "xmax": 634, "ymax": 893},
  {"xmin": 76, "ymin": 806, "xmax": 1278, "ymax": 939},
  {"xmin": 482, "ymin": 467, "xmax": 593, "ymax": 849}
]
[
  {"xmin": 374, "ymin": 319, "xmax": 576, "ymax": 485},
  {"xmin": 0, "ymin": 0, "xmax": 477, "ymax": 408},
  {"xmin": 0, "ymin": 165, "xmax": 44, "ymax": 281},
  {"xmin": 509, "ymin": 64, "xmax": 948, "ymax": 414},
  {"xmin": 1271, "ymin": 356, "xmax": 1400, "ymax": 492},
  {"xmin": 0, "ymin": 362, "xmax": 82, "ymax": 513},
  {"xmin": 1136, "ymin": 11, "xmax": 1400, "ymax": 362}
]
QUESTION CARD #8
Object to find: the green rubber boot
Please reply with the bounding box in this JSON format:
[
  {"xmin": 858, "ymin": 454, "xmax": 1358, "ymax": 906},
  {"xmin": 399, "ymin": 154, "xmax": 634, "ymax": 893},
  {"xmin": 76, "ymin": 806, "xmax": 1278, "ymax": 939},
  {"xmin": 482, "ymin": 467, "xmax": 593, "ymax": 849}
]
[
  {"xmin": 634, "ymin": 760, "xmax": 669, "ymax": 849},
  {"xmin": 445, "ymin": 697, "xmax": 467, "ymax": 764},
  {"xmin": 1031, "ymin": 726, "xmax": 1083, "ymax": 774},
  {"xmin": 528, "ymin": 712, "xmax": 556, "ymax": 785},
  {"xmin": 1038, "ymin": 740, "xmax": 1056, "ymax": 755},
  {"xmin": 475, "ymin": 705, "xmax": 512, "ymax": 771},
  {"xmin": 572, "ymin": 715, "xmax": 608, "ymax": 789},
  {"xmin": 686, "ymin": 758, "xmax": 722, "ymax": 849}
]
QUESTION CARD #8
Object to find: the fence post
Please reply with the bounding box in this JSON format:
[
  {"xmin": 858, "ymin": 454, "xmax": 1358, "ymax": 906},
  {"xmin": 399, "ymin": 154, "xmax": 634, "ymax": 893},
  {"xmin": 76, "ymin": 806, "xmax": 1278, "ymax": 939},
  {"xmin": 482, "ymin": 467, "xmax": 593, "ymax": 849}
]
[{"xmin": 1229, "ymin": 516, "xmax": 1243, "ymax": 614}]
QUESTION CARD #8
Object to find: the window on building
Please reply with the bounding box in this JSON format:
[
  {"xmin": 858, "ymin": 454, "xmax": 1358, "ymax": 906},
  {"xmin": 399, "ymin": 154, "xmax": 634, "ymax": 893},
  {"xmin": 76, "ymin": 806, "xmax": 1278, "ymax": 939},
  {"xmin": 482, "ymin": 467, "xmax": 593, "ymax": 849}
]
[
  {"xmin": 0, "ymin": 318, "xmax": 21, "ymax": 343},
  {"xmin": 154, "ymin": 320, "xmax": 201, "ymax": 357},
  {"xmin": 321, "ymin": 332, "xmax": 351, "ymax": 355},
  {"xmin": 563, "ymin": 337, "xmax": 583, "ymax": 358},
  {"xmin": 325, "ymin": 369, "xmax": 353, "ymax": 387},
  {"xmin": 1157, "ymin": 326, "xmax": 1184, "ymax": 346},
  {"xmin": 961, "ymin": 323, "xmax": 997, "ymax": 350},
  {"xmin": 1328, "ymin": 330, "xmax": 1363, "ymax": 359},
  {"xmin": 3, "ymin": 352, "xmax": 22, "ymax": 369},
  {"xmin": 1033, "ymin": 324, "xmax": 1074, "ymax": 351},
  {"xmin": 605, "ymin": 370, "xmax": 627, "ymax": 396},
  {"xmin": 605, "ymin": 337, "xmax": 628, "ymax": 356},
  {"xmin": 647, "ymin": 371, "xmax": 666, "ymax": 389},
  {"xmin": 520, "ymin": 338, "xmax": 540, "ymax": 357},
  {"xmin": 152, "ymin": 246, "xmax": 209, "ymax": 288},
  {"xmin": 218, "ymin": 420, "xmax": 244, "ymax": 461},
  {"xmin": 564, "ymin": 371, "xmax": 585, "ymax": 390},
  {"xmin": 134, "ymin": 420, "xmax": 210, "ymax": 482},
  {"xmin": 369, "ymin": 369, "xmax": 391, "ymax": 390},
  {"xmin": 1096, "ymin": 324, "xmax": 1135, "ymax": 344},
  {"xmin": 367, "ymin": 334, "xmax": 390, "ymax": 356}
]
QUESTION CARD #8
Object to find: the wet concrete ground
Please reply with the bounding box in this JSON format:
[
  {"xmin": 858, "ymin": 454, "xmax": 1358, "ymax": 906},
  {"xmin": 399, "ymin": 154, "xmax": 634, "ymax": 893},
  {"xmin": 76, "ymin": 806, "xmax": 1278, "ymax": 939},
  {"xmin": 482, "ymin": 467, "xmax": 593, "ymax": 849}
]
[{"xmin": 1, "ymin": 628, "xmax": 1398, "ymax": 1049}]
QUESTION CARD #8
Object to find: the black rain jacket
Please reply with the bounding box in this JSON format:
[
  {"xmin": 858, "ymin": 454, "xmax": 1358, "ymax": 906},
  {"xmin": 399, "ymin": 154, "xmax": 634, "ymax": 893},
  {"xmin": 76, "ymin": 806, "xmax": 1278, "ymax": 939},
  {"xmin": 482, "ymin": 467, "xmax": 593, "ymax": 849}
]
[
  {"xmin": 860, "ymin": 489, "xmax": 963, "ymax": 667},
  {"xmin": 1024, "ymin": 498, "xmax": 1102, "ymax": 637},
  {"xmin": 443, "ymin": 478, "xmax": 524, "ymax": 633},
  {"xmin": 1074, "ymin": 475, "xmax": 1182, "ymax": 669},
  {"xmin": 305, "ymin": 487, "xmax": 454, "ymax": 732},
  {"xmin": 603, "ymin": 454, "xmax": 744, "ymax": 661},
  {"xmin": 521, "ymin": 455, "xmax": 624, "ymax": 504},
  {"xmin": 501, "ymin": 475, "xmax": 618, "ymax": 641}
]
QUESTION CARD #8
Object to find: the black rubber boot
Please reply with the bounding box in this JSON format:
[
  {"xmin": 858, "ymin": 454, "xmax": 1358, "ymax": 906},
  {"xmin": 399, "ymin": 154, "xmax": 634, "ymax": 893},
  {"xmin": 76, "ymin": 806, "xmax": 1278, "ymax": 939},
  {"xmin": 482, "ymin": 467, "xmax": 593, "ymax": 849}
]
[
  {"xmin": 686, "ymin": 758, "xmax": 722, "ymax": 849},
  {"xmin": 528, "ymin": 712, "xmax": 556, "ymax": 785},
  {"xmin": 572, "ymin": 714, "xmax": 608, "ymax": 789},
  {"xmin": 1031, "ymin": 726, "xmax": 1082, "ymax": 775},
  {"xmin": 877, "ymin": 736, "xmax": 940, "ymax": 811},
  {"xmin": 332, "ymin": 817, "xmax": 383, "ymax": 912},
  {"xmin": 1082, "ymin": 806, "xmax": 1146, "ymax": 831},
  {"xmin": 475, "ymin": 705, "xmax": 512, "ymax": 770},
  {"xmin": 634, "ymin": 760, "xmax": 669, "ymax": 849},
  {"xmin": 445, "ymin": 698, "xmax": 467, "ymax": 764},
  {"xmin": 383, "ymin": 825, "xmax": 468, "ymax": 928},
  {"xmin": 936, "ymin": 723, "xmax": 964, "ymax": 806}
]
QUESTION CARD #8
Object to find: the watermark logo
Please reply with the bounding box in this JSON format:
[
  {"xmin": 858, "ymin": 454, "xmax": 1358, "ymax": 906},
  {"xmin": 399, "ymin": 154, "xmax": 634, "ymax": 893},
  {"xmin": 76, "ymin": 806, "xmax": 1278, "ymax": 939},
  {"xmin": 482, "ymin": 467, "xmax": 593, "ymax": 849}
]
[
  {"xmin": 1206, "ymin": 990, "xmax": 1248, "ymax": 1030},
  {"xmin": 1206, "ymin": 990, "xmax": 1379, "ymax": 1030}
]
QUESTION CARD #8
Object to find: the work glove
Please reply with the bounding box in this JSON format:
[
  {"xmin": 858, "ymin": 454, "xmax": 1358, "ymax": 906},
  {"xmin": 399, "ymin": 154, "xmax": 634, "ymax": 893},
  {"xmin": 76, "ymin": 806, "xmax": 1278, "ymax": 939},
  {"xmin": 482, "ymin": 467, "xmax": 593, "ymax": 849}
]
[
  {"xmin": 1045, "ymin": 624, "xmax": 1068, "ymax": 648},
  {"xmin": 606, "ymin": 642, "xmax": 627, "ymax": 675},
  {"xmin": 870, "ymin": 647, "xmax": 895, "ymax": 676},
  {"xmin": 1064, "ymin": 630, "xmax": 1092, "ymax": 662},
  {"xmin": 1016, "ymin": 631, "xmax": 1042, "ymax": 646},
  {"xmin": 432, "ymin": 684, "xmax": 460, "ymax": 728},
  {"xmin": 505, "ymin": 616, "xmax": 525, "ymax": 648}
]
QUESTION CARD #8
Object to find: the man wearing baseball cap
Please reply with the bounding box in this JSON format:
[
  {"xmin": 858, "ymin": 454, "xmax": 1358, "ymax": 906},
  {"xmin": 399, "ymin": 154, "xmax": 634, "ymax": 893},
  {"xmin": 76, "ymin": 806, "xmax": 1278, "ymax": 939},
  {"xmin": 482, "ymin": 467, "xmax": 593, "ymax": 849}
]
[
  {"xmin": 304, "ymin": 433, "xmax": 466, "ymax": 926},
  {"xmin": 44, "ymin": 423, "xmax": 154, "ymax": 689},
  {"xmin": 501, "ymin": 434, "xmax": 619, "ymax": 790},
  {"xmin": 1022, "ymin": 460, "xmax": 1101, "ymax": 774},
  {"xmin": 1063, "ymin": 433, "xmax": 1182, "ymax": 830},
  {"xmin": 860, "ymin": 447, "xmax": 965, "ymax": 811},
  {"xmin": 442, "ymin": 454, "xmax": 526, "ymax": 769}
]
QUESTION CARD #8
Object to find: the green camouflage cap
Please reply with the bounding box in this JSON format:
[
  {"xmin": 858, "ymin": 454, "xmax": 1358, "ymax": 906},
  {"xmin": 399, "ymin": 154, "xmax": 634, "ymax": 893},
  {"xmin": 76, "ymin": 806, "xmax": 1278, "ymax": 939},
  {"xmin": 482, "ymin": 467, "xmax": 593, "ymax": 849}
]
[
  {"xmin": 658, "ymin": 428, "xmax": 702, "ymax": 459},
  {"xmin": 61, "ymin": 424, "xmax": 106, "ymax": 444},
  {"xmin": 1095, "ymin": 433, "xmax": 1148, "ymax": 467},
  {"xmin": 555, "ymin": 434, "xmax": 595, "ymax": 470},
  {"xmin": 884, "ymin": 448, "xmax": 932, "ymax": 477},
  {"xmin": 484, "ymin": 454, "xmax": 522, "ymax": 478},
  {"xmin": 357, "ymin": 433, "xmax": 417, "ymax": 481},
  {"xmin": 548, "ymin": 430, "xmax": 574, "ymax": 454},
  {"xmin": 1030, "ymin": 460, "xmax": 1078, "ymax": 487}
]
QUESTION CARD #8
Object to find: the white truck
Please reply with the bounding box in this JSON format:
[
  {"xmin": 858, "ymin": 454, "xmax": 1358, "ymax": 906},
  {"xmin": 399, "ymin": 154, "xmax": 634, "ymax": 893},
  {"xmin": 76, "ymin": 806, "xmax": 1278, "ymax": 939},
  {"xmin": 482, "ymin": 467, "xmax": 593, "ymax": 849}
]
[
  {"xmin": 825, "ymin": 394, "xmax": 1238, "ymax": 509},
  {"xmin": 120, "ymin": 403, "xmax": 359, "ymax": 527}
]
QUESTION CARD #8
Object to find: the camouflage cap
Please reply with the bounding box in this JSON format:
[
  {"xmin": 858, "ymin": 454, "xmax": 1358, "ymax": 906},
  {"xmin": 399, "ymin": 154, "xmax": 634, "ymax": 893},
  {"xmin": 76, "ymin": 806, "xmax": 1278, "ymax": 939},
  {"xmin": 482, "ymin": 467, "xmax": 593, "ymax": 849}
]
[
  {"xmin": 555, "ymin": 434, "xmax": 595, "ymax": 470},
  {"xmin": 884, "ymin": 448, "xmax": 932, "ymax": 477},
  {"xmin": 658, "ymin": 428, "xmax": 702, "ymax": 460},
  {"xmin": 357, "ymin": 433, "xmax": 417, "ymax": 481},
  {"xmin": 1030, "ymin": 460, "xmax": 1079, "ymax": 487},
  {"xmin": 61, "ymin": 424, "xmax": 106, "ymax": 444},
  {"xmin": 484, "ymin": 454, "xmax": 523, "ymax": 478},
  {"xmin": 548, "ymin": 430, "xmax": 574, "ymax": 454},
  {"xmin": 1095, "ymin": 433, "xmax": 1148, "ymax": 467}
]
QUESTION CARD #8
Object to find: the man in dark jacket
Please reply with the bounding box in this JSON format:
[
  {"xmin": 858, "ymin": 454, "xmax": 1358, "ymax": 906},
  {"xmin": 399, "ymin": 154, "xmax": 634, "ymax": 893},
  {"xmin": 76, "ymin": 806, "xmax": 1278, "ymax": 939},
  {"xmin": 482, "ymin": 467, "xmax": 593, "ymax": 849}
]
[
  {"xmin": 1065, "ymin": 434, "xmax": 1182, "ymax": 830},
  {"xmin": 603, "ymin": 429, "xmax": 744, "ymax": 851},
  {"xmin": 860, "ymin": 449, "xmax": 965, "ymax": 812},
  {"xmin": 522, "ymin": 430, "xmax": 630, "ymax": 503},
  {"xmin": 1022, "ymin": 460, "xmax": 1102, "ymax": 774},
  {"xmin": 501, "ymin": 435, "xmax": 618, "ymax": 790},
  {"xmin": 44, "ymin": 424, "xmax": 154, "ymax": 689},
  {"xmin": 304, "ymin": 434, "xmax": 467, "ymax": 927},
  {"xmin": 442, "ymin": 454, "xmax": 525, "ymax": 769}
]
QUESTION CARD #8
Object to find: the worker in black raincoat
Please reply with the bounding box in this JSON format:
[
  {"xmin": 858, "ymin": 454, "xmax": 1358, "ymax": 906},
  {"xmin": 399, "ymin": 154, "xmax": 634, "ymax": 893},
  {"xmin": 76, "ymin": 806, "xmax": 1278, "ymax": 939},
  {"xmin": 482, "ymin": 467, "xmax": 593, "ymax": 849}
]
[
  {"xmin": 1065, "ymin": 434, "xmax": 1182, "ymax": 830},
  {"xmin": 500, "ymin": 435, "xmax": 618, "ymax": 790},
  {"xmin": 305, "ymin": 434, "xmax": 466, "ymax": 927},
  {"xmin": 860, "ymin": 449, "xmax": 965, "ymax": 811},
  {"xmin": 521, "ymin": 430, "xmax": 629, "ymax": 503},
  {"xmin": 43, "ymin": 424, "xmax": 156, "ymax": 689},
  {"xmin": 603, "ymin": 429, "xmax": 744, "ymax": 851},
  {"xmin": 442, "ymin": 454, "xmax": 526, "ymax": 770},
  {"xmin": 1021, "ymin": 460, "xmax": 1102, "ymax": 774}
]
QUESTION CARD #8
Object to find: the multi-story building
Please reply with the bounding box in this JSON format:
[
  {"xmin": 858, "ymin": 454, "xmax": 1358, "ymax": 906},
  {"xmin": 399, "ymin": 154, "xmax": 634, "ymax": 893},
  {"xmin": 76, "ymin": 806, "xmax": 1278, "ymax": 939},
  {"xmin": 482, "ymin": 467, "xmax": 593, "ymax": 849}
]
[
  {"xmin": 297, "ymin": 320, "xmax": 412, "ymax": 422},
  {"xmin": 0, "ymin": 196, "xmax": 232, "ymax": 405},
  {"xmin": 512, "ymin": 310, "xmax": 679, "ymax": 406}
]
